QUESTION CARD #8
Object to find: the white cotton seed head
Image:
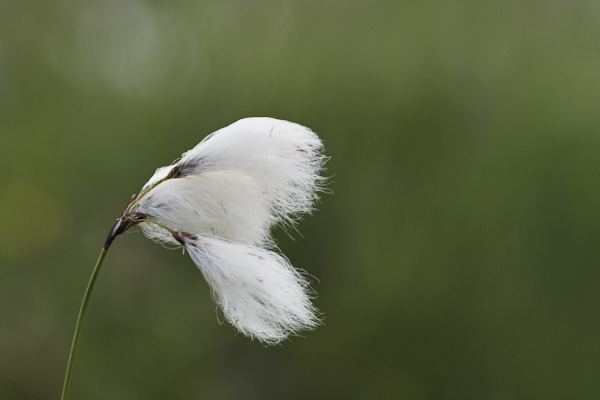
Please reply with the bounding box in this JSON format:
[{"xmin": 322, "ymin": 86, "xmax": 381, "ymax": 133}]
[
  {"xmin": 130, "ymin": 117, "xmax": 327, "ymax": 247},
  {"xmin": 180, "ymin": 118, "xmax": 327, "ymax": 227},
  {"xmin": 183, "ymin": 235, "xmax": 320, "ymax": 344},
  {"xmin": 136, "ymin": 170, "xmax": 277, "ymax": 247}
]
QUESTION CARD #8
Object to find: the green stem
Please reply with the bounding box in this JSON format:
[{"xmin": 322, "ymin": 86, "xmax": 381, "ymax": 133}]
[{"xmin": 61, "ymin": 247, "xmax": 108, "ymax": 400}]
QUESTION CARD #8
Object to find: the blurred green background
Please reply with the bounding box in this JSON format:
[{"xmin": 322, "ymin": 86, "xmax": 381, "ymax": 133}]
[{"xmin": 2, "ymin": 0, "xmax": 600, "ymax": 399}]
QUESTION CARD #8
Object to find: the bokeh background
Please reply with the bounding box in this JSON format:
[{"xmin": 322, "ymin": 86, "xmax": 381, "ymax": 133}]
[{"xmin": 2, "ymin": 0, "xmax": 600, "ymax": 399}]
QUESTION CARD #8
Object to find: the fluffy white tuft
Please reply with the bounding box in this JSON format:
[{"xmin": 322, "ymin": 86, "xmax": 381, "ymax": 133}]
[
  {"xmin": 133, "ymin": 117, "xmax": 327, "ymax": 246},
  {"xmin": 183, "ymin": 235, "xmax": 320, "ymax": 344},
  {"xmin": 181, "ymin": 117, "xmax": 327, "ymax": 219},
  {"xmin": 136, "ymin": 170, "xmax": 276, "ymax": 247},
  {"xmin": 139, "ymin": 222, "xmax": 180, "ymax": 247}
]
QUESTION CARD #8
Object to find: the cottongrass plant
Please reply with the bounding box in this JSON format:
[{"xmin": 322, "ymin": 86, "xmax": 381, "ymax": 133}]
[{"xmin": 61, "ymin": 117, "xmax": 328, "ymax": 400}]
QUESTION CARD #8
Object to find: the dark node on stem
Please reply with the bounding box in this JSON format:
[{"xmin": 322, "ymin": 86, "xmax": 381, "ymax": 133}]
[
  {"xmin": 103, "ymin": 215, "xmax": 139, "ymax": 250},
  {"xmin": 172, "ymin": 231, "xmax": 196, "ymax": 246},
  {"xmin": 172, "ymin": 231, "xmax": 185, "ymax": 245},
  {"xmin": 103, "ymin": 219, "xmax": 125, "ymax": 250},
  {"xmin": 171, "ymin": 163, "xmax": 183, "ymax": 179}
]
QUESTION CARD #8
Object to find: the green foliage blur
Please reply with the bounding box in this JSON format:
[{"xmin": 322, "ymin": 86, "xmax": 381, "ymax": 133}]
[{"xmin": 2, "ymin": 0, "xmax": 600, "ymax": 399}]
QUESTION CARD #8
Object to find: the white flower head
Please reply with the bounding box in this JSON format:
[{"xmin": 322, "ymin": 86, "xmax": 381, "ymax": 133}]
[
  {"xmin": 104, "ymin": 117, "xmax": 328, "ymax": 344},
  {"xmin": 175, "ymin": 233, "xmax": 319, "ymax": 344}
]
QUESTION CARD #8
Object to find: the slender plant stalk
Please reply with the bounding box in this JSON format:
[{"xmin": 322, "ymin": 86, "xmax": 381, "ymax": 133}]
[
  {"xmin": 61, "ymin": 161, "xmax": 177, "ymax": 399},
  {"xmin": 61, "ymin": 247, "xmax": 108, "ymax": 400}
]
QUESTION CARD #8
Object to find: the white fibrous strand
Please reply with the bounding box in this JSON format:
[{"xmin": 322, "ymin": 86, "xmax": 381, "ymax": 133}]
[
  {"xmin": 142, "ymin": 166, "xmax": 173, "ymax": 191},
  {"xmin": 181, "ymin": 234, "xmax": 320, "ymax": 344}
]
